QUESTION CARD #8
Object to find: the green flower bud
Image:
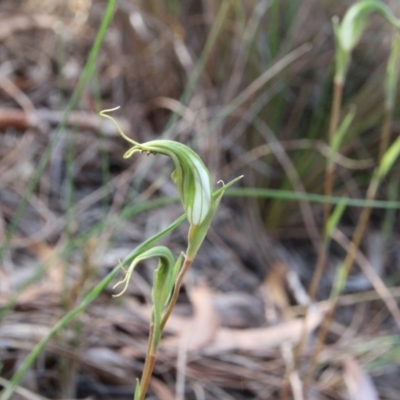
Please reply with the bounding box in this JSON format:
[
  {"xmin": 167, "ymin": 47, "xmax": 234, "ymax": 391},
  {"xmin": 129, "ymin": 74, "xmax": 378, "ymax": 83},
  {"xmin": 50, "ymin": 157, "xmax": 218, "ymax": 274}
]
[
  {"xmin": 333, "ymin": 1, "xmax": 400, "ymax": 83},
  {"xmin": 338, "ymin": 1, "xmax": 400, "ymax": 53}
]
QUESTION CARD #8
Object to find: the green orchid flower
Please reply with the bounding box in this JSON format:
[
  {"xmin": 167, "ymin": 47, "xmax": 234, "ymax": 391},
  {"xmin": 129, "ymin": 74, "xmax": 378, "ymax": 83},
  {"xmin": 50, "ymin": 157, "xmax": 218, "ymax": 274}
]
[
  {"xmin": 124, "ymin": 140, "xmax": 212, "ymax": 226},
  {"xmin": 99, "ymin": 106, "xmax": 243, "ymax": 400},
  {"xmin": 100, "ymin": 107, "xmax": 212, "ymax": 227}
]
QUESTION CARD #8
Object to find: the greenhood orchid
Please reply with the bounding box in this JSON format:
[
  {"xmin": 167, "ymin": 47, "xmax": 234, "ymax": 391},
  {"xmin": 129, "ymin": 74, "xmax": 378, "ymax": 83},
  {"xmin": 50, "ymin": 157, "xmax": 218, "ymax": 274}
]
[
  {"xmin": 99, "ymin": 106, "xmax": 242, "ymax": 400},
  {"xmin": 124, "ymin": 140, "xmax": 212, "ymax": 226},
  {"xmin": 100, "ymin": 107, "xmax": 212, "ymax": 227}
]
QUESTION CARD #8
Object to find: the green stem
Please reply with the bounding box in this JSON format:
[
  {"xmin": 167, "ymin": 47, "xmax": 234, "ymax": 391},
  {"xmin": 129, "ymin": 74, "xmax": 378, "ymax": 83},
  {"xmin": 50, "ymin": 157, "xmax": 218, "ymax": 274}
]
[
  {"xmin": 379, "ymin": 106, "xmax": 393, "ymax": 163},
  {"xmin": 302, "ymin": 78, "xmax": 343, "ymax": 397},
  {"xmin": 134, "ymin": 250, "xmax": 195, "ymax": 400},
  {"xmin": 0, "ymin": 213, "xmax": 186, "ymax": 400},
  {"xmin": 161, "ymin": 257, "xmax": 193, "ymax": 330},
  {"xmin": 0, "ymin": 265, "xmax": 121, "ymax": 400},
  {"xmin": 324, "ymin": 80, "xmax": 343, "ymax": 224},
  {"xmin": 307, "ymin": 241, "xmax": 328, "ymax": 301},
  {"xmin": 137, "ymin": 320, "xmax": 157, "ymax": 400},
  {"xmin": 0, "ymin": 0, "xmax": 117, "ymax": 264}
]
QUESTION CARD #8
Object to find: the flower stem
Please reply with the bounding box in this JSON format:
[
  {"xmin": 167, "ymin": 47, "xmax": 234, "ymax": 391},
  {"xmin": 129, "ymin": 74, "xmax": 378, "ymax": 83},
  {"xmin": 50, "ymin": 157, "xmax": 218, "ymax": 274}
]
[
  {"xmin": 161, "ymin": 257, "xmax": 193, "ymax": 330},
  {"xmin": 134, "ymin": 256, "xmax": 194, "ymax": 399},
  {"xmin": 137, "ymin": 320, "xmax": 157, "ymax": 400}
]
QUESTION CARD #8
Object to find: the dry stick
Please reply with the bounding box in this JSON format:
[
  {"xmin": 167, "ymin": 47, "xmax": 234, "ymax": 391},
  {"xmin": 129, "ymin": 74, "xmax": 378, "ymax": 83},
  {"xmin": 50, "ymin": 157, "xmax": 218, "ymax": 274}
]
[
  {"xmin": 138, "ymin": 322, "xmax": 156, "ymax": 400},
  {"xmin": 304, "ymin": 180, "xmax": 378, "ymax": 391},
  {"xmin": 305, "ymin": 73, "xmax": 396, "ymax": 390},
  {"xmin": 289, "ymin": 80, "xmax": 344, "ymax": 400},
  {"xmin": 333, "ymin": 229, "xmax": 400, "ymax": 329},
  {"xmin": 280, "ymin": 80, "xmax": 344, "ymax": 400},
  {"xmin": 309, "ymin": 80, "xmax": 344, "ymax": 301}
]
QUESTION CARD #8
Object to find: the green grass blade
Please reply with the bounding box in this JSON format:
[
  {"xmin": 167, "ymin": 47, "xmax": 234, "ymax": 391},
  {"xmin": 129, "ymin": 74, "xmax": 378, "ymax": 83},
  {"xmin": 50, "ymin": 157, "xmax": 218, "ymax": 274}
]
[
  {"xmin": 226, "ymin": 188, "xmax": 400, "ymax": 209},
  {"xmin": 0, "ymin": 213, "xmax": 185, "ymax": 400},
  {"xmin": 0, "ymin": 0, "xmax": 116, "ymax": 263}
]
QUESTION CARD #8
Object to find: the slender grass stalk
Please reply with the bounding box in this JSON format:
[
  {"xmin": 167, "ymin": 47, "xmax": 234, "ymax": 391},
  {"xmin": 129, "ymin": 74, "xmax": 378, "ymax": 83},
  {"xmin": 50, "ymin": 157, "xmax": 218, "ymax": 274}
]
[
  {"xmin": 304, "ymin": 31, "xmax": 400, "ymax": 393},
  {"xmin": 0, "ymin": 214, "xmax": 186, "ymax": 400},
  {"xmin": 0, "ymin": 267, "xmax": 122, "ymax": 400},
  {"xmin": 324, "ymin": 80, "xmax": 343, "ymax": 219},
  {"xmin": 306, "ymin": 0, "xmax": 400, "ymax": 320},
  {"xmin": 226, "ymin": 188, "xmax": 400, "ymax": 209},
  {"xmin": 0, "ymin": 0, "xmax": 117, "ymax": 264},
  {"xmin": 164, "ymin": 0, "xmax": 230, "ymax": 132},
  {"xmin": 382, "ymin": 179, "xmax": 399, "ymax": 245},
  {"xmin": 308, "ymin": 104, "xmax": 357, "ymax": 302},
  {"xmin": 310, "ymin": 80, "xmax": 343, "ymax": 304},
  {"xmin": 379, "ymin": 35, "xmax": 400, "ymax": 161},
  {"xmin": 290, "ymin": 201, "xmax": 347, "ymax": 400},
  {"xmin": 305, "ymin": 132, "xmax": 400, "ymax": 392}
]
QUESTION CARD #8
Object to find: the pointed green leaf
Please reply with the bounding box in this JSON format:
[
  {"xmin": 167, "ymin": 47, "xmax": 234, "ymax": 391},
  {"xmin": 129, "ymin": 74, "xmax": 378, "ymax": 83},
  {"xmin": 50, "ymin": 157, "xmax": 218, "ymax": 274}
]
[
  {"xmin": 325, "ymin": 198, "xmax": 348, "ymax": 239},
  {"xmin": 134, "ymin": 378, "xmax": 141, "ymax": 400},
  {"xmin": 378, "ymin": 134, "xmax": 400, "ymax": 179},
  {"xmin": 186, "ymin": 176, "xmax": 243, "ymax": 260}
]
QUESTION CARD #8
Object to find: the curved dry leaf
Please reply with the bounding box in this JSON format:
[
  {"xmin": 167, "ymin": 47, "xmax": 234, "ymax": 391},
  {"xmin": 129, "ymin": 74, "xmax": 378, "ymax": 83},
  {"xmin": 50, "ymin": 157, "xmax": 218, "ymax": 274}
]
[
  {"xmin": 184, "ymin": 284, "xmax": 220, "ymax": 351},
  {"xmin": 343, "ymin": 356, "xmax": 379, "ymax": 400},
  {"xmin": 150, "ymin": 377, "xmax": 175, "ymax": 400},
  {"xmin": 204, "ymin": 307, "xmax": 324, "ymax": 355},
  {"xmin": 162, "ymin": 284, "xmax": 220, "ymax": 352}
]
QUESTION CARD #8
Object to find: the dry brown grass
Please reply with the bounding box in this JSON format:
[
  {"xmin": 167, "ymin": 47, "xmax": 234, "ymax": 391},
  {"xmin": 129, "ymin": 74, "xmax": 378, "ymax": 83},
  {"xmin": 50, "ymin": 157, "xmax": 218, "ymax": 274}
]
[{"xmin": 1, "ymin": 1, "xmax": 400, "ymax": 399}]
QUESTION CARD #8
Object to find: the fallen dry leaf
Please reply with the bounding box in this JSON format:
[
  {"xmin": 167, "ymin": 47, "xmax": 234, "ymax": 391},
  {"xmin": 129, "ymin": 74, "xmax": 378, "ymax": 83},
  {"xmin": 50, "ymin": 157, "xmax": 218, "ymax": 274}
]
[
  {"xmin": 204, "ymin": 307, "xmax": 324, "ymax": 355},
  {"xmin": 185, "ymin": 284, "xmax": 220, "ymax": 351},
  {"xmin": 150, "ymin": 376, "xmax": 175, "ymax": 400},
  {"xmin": 162, "ymin": 299, "xmax": 324, "ymax": 356},
  {"xmin": 342, "ymin": 356, "xmax": 379, "ymax": 400}
]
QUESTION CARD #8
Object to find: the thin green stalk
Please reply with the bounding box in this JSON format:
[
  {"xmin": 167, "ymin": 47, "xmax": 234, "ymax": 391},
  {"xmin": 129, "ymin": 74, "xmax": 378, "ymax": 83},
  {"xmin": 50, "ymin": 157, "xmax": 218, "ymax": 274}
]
[
  {"xmin": 382, "ymin": 179, "xmax": 399, "ymax": 246},
  {"xmin": 305, "ymin": 80, "xmax": 343, "ymax": 313},
  {"xmin": 0, "ymin": 265, "xmax": 121, "ymax": 400},
  {"xmin": 0, "ymin": 0, "xmax": 117, "ymax": 264},
  {"xmin": 137, "ymin": 321, "xmax": 156, "ymax": 400},
  {"xmin": 134, "ymin": 256, "xmax": 193, "ymax": 400},
  {"xmin": 307, "ymin": 242, "xmax": 329, "ymax": 303},
  {"xmin": 305, "ymin": 33, "xmax": 400, "ymax": 390},
  {"xmin": 0, "ymin": 195, "xmax": 175, "ymax": 325},
  {"xmin": 56, "ymin": 12, "xmax": 77, "ymax": 396},
  {"xmin": 92, "ymin": 70, "xmax": 111, "ymax": 214},
  {"xmin": 380, "ymin": 34, "xmax": 400, "ymax": 161},
  {"xmin": 130, "ymin": 175, "xmax": 240, "ymax": 399},
  {"xmin": 379, "ymin": 107, "xmax": 393, "ymax": 162},
  {"xmin": 329, "ymin": 81, "xmax": 344, "ymax": 143},
  {"xmin": 293, "ymin": 201, "xmax": 347, "ymax": 393},
  {"xmin": 161, "ymin": 257, "xmax": 193, "ymax": 330},
  {"xmin": 132, "ymin": 174, "xmax": 237, "ymax": 399},
  {"xmin": 305, "ymin": 178, "xmax": 386, "ymax": 391},
  {"xmin": 226, "ymin": 188, "xmax": 400, "ymax": 209},
  {"xmin": 164, "ymin": 0, "xmax": 230, "ymax": 132},
  {"xmin": 0, "ymin": 214, "xmax": 186, "ymax": 400}
]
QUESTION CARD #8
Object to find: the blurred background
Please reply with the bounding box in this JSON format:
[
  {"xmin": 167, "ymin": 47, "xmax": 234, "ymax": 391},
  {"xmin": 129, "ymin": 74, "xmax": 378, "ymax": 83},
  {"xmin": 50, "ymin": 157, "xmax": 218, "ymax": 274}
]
[{"xmin": 1, "ymin": 0, "xmax": 400, "ymax": 399}]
